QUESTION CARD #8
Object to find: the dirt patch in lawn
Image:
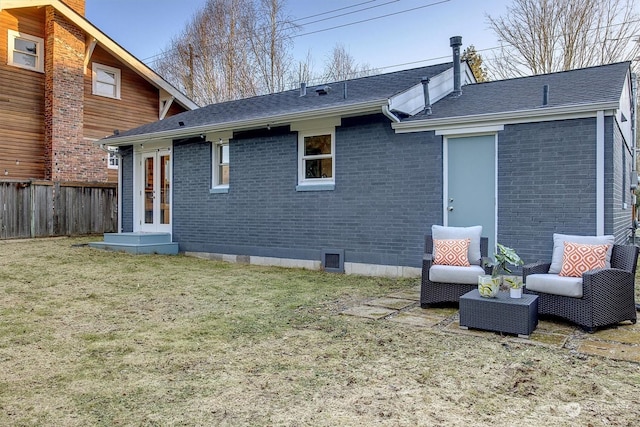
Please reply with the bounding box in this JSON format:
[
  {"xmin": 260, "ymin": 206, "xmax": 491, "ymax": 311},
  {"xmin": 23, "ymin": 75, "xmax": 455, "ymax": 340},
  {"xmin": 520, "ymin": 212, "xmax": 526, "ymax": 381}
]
[{"xmin": 0, "ymin": 237, "xmax": 639, "ymax": 426}]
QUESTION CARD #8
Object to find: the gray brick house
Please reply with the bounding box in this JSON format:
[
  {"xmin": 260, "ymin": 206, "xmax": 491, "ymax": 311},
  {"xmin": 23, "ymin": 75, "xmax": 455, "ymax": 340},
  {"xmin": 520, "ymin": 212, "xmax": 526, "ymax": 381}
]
[{"xmin": 97, "ymin": 38, "xmax": 636, "ymax": 278}]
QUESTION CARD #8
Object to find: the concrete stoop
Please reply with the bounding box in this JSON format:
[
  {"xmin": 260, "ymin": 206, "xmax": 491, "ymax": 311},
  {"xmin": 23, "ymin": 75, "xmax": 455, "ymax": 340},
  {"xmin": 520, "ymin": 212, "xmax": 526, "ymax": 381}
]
[{"xmin": 89, "ymin": 232, "xmax": 179, "ymax": 255}]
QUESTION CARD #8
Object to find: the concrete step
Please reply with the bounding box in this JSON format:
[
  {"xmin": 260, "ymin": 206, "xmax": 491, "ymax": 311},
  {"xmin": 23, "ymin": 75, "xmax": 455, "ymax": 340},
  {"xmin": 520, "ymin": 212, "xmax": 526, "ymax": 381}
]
[
  {"xmin": 89, "ymin": 232, "xmax": 179, "ymax": 255},
  {"xmin": 103, "ymin": 232, "xmax": 173, "ymax": 245}
]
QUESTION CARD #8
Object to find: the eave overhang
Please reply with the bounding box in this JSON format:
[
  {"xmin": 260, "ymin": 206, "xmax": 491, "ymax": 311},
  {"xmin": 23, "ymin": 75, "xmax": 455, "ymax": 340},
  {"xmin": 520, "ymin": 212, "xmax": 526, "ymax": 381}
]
[
  {"xmin": 392, "ymin": 101, "xmax": 620, "ymax": 133},
  {"xmin": 101, "ymin": 99, "xmax": 389, "ymax": 146}
]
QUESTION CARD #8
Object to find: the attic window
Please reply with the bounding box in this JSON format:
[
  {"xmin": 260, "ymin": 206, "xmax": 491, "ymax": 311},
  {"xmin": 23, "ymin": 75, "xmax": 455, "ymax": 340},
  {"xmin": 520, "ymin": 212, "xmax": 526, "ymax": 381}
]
[
  {"xmin": 8, "ymin": 30, "xmax": 43, "ymax": 73},
  {"xmin": 92, "ymin": 63, "xmax": 121, "ymax": 99}
]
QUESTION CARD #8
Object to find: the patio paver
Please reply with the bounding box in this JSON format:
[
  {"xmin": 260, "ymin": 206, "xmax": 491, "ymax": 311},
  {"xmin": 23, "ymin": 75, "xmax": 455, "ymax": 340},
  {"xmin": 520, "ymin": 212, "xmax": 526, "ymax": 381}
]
[
  {"xmin": 341, "ymin": 285, "xmax": 640, "ymax": 363},
  {"xmin": 341, "ymin": 305, "xmax": 396, "ymax": 320},
  {"xmin": 365, "ymin": 297, "xmax": 416, "ymax": 310}
]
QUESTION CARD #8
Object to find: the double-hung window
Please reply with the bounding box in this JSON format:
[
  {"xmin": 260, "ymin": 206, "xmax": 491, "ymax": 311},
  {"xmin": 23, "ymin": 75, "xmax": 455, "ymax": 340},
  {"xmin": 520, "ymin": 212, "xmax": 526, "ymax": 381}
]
[
  {"xmin": 92, "ymin": 63, "xmax": 121, "ymax": 99},
  {"xmin": 8, "ymin": 30, "xmax": 44, "ymax": 72},
  {"xmin": 301, "ymin": 133, "xmax": 333, "ymax": 181},
  {"xmin": 211, "ymin": 139, "xmax": 230, "ymax": 193},
  {"xmin": 293, "ymin": 118, "xmax": 339, "ymax": 191}
]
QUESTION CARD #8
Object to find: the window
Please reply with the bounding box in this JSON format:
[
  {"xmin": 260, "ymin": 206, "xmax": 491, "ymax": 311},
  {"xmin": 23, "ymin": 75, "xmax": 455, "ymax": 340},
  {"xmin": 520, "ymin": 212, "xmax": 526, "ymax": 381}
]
[
  {"xmin": 8, "ymin": 30, "xmax": 43, "ymax": 72},
  {"xmin": 292, "ymin": 118, "xmax": 339, "ymax": 191},
  {"xmin": 92, "ymin": 63, "xmax": 121, "ymax": 99},
  {"xmin": 211, "ymin": 141, "xmax": 229, "ymax": 191},
  {"xmin": 108, "ymin": 147, "xmax": 119, "ymax": 169},
  {"xmin": 298, "ymin": 132, "xmax": 335, "ymax": 188}
]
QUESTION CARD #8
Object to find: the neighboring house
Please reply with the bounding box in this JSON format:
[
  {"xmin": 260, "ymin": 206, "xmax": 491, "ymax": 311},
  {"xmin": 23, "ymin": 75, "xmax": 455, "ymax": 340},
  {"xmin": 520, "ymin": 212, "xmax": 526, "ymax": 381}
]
[
  {"xmin": 0, "ymin": 0, "xmax": 197, "ymax": 183},
  {"xmin": 97, "ymin": 36, "xmax": 636, "ymax": 278}
]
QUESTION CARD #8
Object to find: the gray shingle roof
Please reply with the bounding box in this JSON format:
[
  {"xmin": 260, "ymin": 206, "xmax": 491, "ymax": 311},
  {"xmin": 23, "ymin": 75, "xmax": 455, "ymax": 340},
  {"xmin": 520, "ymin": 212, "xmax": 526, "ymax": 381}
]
[
  {"xmin": 406, "ymin": 61, "xmax": 630, "ymax": 122},
  {"xmin": 111, "ymin": 62, "xmax": 453, "ymax": 139}
]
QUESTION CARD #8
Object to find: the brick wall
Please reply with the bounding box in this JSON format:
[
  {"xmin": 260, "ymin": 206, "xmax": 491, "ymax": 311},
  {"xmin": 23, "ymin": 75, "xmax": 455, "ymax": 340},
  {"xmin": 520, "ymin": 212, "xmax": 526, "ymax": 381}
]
[
  {"xmin": 609, "ymin": 116, "xmax": 634, "ymax": 242},
  {"xmin": 495, "ymin": 118, "xmax": 629, "ymax": 265},
  {"xmin": 171, "ymin": 114, "xmax": 442, "ymax": 268},
  {"xmin": 120, "ymin": 145, "xmax": 134, "ymax": 232},
  {"xmin": 44, "ymin": 6, "xmax": 107, "ymax": 182},
  {"xmin": 62, "ymin": 0, "xmax": 85, "ymax": 16},
  {"xmin": 119, "ymin": 114, "xmax": 630, "ymax": 271}
]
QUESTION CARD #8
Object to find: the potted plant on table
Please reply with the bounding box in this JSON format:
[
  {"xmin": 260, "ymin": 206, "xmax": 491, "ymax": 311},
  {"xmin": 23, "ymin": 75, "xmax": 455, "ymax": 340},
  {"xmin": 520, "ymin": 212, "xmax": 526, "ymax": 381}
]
[{"xmin": 492, "ymin": 243, "xmax": 525, "ymax": 298}]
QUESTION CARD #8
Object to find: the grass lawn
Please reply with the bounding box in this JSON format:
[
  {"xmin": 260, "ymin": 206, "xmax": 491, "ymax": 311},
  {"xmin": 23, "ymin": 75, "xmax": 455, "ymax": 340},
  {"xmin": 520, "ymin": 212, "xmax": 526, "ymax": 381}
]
[{"xmin": 1, "ymin": 237, "xmax": 639, "ymax": 426}]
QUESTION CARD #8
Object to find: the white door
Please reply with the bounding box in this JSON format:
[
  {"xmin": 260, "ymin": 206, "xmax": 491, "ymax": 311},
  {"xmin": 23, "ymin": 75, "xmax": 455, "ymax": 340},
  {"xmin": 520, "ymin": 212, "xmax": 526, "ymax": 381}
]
[
  {"xmin": 445, "ymin": 134, "xmax": 497, "ymax": 255},
  {"xmin": 136, "ymin": 148, "xmax": 172, "ymax": 233}
]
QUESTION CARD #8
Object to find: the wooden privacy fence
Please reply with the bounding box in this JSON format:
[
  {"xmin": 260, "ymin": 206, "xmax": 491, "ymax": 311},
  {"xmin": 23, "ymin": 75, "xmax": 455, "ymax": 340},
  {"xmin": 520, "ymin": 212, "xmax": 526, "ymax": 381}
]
[{"xmin": 0, "ymin": 180, "xmax": 117, "ymax": 239}]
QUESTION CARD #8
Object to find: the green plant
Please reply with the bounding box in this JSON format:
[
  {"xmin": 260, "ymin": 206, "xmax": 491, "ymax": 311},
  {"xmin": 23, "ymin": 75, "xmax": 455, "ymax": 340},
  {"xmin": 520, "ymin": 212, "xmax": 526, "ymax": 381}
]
[{"xmin": 491, "ymin": 243, "xmax": 524, "ymax": 279}]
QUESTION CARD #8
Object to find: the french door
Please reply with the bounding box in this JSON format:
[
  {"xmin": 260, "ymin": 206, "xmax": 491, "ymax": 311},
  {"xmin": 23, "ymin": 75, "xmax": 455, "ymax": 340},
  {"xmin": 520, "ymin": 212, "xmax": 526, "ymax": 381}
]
[{"xmin": 136, "ymin": 148, "xmax": 172, "ymax": 233}]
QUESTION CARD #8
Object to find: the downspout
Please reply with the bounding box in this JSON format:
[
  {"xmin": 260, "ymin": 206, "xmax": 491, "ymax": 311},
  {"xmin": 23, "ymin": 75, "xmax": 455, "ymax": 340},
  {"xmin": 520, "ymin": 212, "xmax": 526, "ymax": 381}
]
[
  {"xmin": 382, "ymin": 104, "xmax": 400, "ymax": 123},
  {"xmin": 596, "ymin": 110, "xmax": 605, "ymax": 236}
]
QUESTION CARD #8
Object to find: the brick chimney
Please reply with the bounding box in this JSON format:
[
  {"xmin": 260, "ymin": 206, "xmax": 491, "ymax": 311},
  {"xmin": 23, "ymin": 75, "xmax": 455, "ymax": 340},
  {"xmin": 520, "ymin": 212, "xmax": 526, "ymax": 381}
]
[
  {"xmin": 43, "ymin": 5, "xmax": 97, "ymax": 182},
  {"xmin": 61, "ymin": 0, "xmax": 86, "ymax": 16}
]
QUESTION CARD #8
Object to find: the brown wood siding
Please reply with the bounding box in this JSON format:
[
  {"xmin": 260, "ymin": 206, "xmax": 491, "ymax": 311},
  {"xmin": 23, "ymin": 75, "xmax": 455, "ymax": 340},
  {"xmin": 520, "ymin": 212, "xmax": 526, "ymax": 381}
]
[
  {"xmin": 0, "ymin": 8, "xmax": 46, "ymax": 180},
  {"xmin": 168, "ymin": 101, "xmax": 188, "ymax": 117},
  {"xmin": 1, "ymin": 8, "xmax": 189, "ymax": 184}
]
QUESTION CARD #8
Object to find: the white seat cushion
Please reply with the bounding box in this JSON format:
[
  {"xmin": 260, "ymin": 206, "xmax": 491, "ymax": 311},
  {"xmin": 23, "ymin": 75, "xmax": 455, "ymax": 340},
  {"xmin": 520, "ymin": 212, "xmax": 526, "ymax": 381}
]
[
  {"xmin": 429, "ymin": 264, "xmax": 485, "ymax": 285},
  {"xmin": 432, "ymin": 225, "xmax": 483, "ymax": 265},
  {"xmin": 525, "ymin": 273, "xmax": 583, "ymax": 298},
  {"xmin": 549, "ymin": 233, "xmax": 614, "ymax": 273}
]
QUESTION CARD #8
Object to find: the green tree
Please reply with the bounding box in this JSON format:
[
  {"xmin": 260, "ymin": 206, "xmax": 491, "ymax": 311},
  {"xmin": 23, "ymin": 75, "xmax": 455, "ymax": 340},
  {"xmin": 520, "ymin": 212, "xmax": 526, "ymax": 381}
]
[{"xmin": 462, "ymin": 45, "xmax": 488, "ymax": 82}]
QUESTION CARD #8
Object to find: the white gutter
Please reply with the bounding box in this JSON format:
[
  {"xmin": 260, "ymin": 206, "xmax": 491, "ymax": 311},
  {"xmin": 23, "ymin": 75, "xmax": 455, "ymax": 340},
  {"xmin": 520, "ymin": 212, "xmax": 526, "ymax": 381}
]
[
  {"xmin": 101, "ymin": 99, "xmax": 388, "ymax": 146},
  {"xmin": 392, "ymin": 101, "xmax": 620, "ymax": 133},
  {"xmin": 382, "ymin": 104, "xmax": 401, "ymax": 123}
]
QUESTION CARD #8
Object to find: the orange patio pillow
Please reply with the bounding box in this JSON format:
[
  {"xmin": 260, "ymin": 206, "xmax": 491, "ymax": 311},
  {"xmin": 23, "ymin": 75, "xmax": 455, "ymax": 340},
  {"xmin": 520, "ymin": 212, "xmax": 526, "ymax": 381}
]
[
  {"xmin": 433, "ymin": 238, "xmax": 471, "ymax": 267},
  {"xmin": 559, "ymin": 242, "xmax": 610, "ymax": 277}
]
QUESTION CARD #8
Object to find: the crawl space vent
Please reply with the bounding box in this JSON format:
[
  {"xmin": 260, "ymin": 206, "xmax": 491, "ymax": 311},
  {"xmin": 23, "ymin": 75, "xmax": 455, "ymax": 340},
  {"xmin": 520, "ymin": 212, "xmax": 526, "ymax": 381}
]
[{"xmin": 322, "ymin": 249, "xmax": 344, "ymax": 273}]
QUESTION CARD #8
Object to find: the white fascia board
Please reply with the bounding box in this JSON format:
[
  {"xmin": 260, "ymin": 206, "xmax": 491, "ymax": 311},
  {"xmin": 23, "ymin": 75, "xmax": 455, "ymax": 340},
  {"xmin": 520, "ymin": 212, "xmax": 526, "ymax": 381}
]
[
  {"xmin": 100, "ymin": 99, "xmax": 388, "ymax": 146},
  {"xmin": 1, "ymin": 0, "xmax": 198, "ymax": 110},
  {"xmin": 1, "ymin": 0, "xmax": 51, "ymax": 8},
  {"xmin": 392, "ymin": 101, "xmax": 620, "ymax": 133}
]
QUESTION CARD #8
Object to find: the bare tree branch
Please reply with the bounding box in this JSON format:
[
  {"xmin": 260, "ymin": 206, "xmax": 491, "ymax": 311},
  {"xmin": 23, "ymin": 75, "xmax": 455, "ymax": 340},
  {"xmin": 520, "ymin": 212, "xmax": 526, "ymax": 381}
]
[{"xmin": 486, "ymin": 0, "xmax": 640, "ymax": 79}]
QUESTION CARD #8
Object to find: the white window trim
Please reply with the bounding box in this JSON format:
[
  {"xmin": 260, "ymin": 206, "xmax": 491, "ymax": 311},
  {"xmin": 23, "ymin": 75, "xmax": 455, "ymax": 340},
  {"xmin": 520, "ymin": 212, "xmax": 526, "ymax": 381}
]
[
  {"xmin": 92, "ymin": 62, "xmax": 121, "ymax": 99},
  {"xmin": 211, "ymin": 139, "xmax": 230, "ymax": 193},
  {"xmin": 107, "ymin": 146, "xmax": 119, "ymax": 170},
  {"xmin": 297, "ymin": 129, "xmax": 336, "ymax": 188},
  {"xmin": 7, "ymin": 30, "xmax": 44, "ymax": 73}
]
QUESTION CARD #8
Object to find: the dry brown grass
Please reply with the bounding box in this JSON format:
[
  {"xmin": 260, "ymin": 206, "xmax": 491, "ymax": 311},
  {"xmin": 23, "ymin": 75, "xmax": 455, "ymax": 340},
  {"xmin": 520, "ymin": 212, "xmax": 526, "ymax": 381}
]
[{"xmin": 0, "ymin": 237, "xmax": 639, "ymax": 426}]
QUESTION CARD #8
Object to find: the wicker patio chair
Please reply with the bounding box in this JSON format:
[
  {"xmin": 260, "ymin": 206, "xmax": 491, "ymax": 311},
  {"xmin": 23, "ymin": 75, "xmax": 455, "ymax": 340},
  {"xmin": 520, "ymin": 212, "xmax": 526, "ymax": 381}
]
[
  {"xmin": 421, "ymin": 235, "xmax": 491, "ymax": 307},
  {"xmin": 523, "ymin": 244, "xmax": 639, "ymax": 332}
]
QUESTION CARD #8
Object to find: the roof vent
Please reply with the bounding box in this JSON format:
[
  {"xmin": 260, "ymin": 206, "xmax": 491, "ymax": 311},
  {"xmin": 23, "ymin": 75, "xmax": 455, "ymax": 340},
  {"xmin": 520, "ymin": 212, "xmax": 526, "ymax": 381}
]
[
  {"xmin": 316, "ymin": 85, "xmax": 331, "ymax": 95},
  {"xmin": 300, "ymin": 82, "xmax": 307, "ymax": 97},
  {"xmin": 542, "ymin": 85, "xmax": 549, "ymax": 106},
  {"xmin": 450, "ymin": 36, "xmax": 462, "ymax": 96},
  {"xmin": 421, "ymin": 77, "xmax": 432, "ymax": 115}
]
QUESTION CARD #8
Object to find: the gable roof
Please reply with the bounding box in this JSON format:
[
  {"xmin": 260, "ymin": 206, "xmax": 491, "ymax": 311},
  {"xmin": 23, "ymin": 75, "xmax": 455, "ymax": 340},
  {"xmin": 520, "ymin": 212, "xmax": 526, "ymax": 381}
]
[
  {"xmin": 103, "ymin": 62, "xmax": 454, "ymax": 144},
  {"xmin": 396, "ymin": 61, "xmax": 631, "ymax": 131},
  {"xmin": 0, "ymin": 0, "xmax": 198, "ymax": 111}
]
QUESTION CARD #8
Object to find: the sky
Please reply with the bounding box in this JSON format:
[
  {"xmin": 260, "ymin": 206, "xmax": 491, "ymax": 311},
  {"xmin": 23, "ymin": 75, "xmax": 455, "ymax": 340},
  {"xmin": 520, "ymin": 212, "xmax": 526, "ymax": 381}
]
[{"xmin": 86, "ymin": 0, "xmax": 513, "ymax": 76}]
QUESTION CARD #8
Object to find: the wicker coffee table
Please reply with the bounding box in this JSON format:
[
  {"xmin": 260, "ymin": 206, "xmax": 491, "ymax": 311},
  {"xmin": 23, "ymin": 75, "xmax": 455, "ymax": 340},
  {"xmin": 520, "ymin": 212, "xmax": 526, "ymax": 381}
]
[{"xmin": 459, "ymin": 289, "xmax": 539, "ymax": 338}]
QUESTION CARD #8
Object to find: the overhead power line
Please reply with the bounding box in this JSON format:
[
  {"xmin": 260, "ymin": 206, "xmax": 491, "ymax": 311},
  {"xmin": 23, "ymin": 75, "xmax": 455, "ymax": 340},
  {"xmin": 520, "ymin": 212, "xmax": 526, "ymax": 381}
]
[{"xmin": 291, "ymin": 0, "xmax": 451, "ymax": 38}]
